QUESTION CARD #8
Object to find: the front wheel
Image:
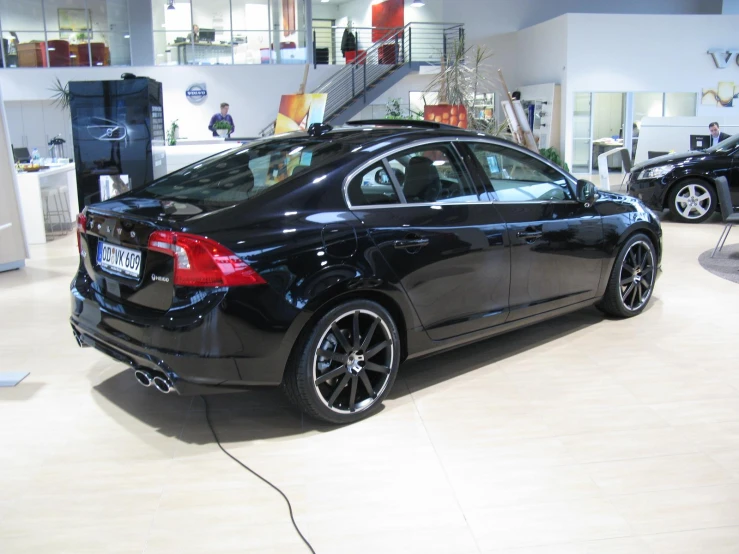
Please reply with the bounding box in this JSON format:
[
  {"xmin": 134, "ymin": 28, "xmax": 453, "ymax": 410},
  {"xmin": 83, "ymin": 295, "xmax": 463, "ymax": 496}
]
[
  {"xmin": 283, "ymin": 300, "xmax": 400, "ymax": 424},
  {"xmin": 669, "ymin": 180, "xmax": 716, "ymax": 223},
  {"xmin": 597, "ymin": 233, "xmax": 657, "ymax": 318}
]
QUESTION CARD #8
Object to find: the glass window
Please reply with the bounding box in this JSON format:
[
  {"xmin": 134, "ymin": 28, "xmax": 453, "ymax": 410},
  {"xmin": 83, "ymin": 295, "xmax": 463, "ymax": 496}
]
[
  {"xmin": 469, "ymin": 143, "xmax": 573, "ymax": 203},
  {"xmin": 347, "ymin": 162, "xmax": 401, "ymax": 206},
  {"xmin": 1, "ymin": 0, "xmax": 46, "ymax": 66},
  {"xmin": 387, "ymin": 145, "xmax": 478, "ymax": 204},
  {"xmin": 142, "ymin": 138, "xmax": 349, "ymax": 207}
]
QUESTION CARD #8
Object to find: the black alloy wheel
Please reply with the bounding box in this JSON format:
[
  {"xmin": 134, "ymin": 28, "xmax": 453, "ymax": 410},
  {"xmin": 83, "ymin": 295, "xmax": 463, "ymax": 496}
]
[
  {"xmin": 284, "ymin": 300, "xmax": 400, "ymax": 424},
  {"xmin": 597, "ymin": 233, "xmax": 657, "ymax": 318}
]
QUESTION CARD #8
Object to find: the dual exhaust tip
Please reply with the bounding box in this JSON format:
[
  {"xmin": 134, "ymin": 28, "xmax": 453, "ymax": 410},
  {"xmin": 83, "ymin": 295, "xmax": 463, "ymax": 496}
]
[{"xmin": 134, "ymin": 369, "xmax": 174, "ymax": 394}]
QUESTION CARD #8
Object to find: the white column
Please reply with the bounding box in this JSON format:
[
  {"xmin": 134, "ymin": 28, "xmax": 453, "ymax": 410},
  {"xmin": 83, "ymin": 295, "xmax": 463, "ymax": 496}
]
[{"xmin": 0, "ymin": 87, "xmax": 29, "ymax": 271}]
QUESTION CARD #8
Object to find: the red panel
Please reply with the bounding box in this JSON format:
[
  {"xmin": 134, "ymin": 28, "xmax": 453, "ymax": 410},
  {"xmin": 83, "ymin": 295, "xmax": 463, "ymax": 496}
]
[{"xmin": 372, "ymin": 0, "xmax": 404, "ymax": 42}]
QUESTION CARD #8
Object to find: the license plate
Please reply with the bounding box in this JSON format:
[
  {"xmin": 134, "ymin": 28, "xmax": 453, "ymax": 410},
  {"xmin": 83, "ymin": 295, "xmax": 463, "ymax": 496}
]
[{"xmin": 97, "ymin": 241, "xmax": 142, "ymax": 278}]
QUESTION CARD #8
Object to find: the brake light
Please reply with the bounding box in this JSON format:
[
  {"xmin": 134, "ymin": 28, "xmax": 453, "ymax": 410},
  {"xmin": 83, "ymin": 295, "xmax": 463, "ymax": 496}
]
[
  {"xmin": 76, "ymin": 212, "xmax": 87, "ymax": 254},
  {"xmin": 147, "ymin": 231, "xmax": 265, "ymax": 287}
]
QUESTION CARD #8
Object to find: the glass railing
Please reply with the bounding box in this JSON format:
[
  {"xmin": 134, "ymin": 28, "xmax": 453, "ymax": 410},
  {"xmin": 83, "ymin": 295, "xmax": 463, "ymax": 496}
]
[{"xmin": 1, "ymin": 31, "xmax": 131, "ymax": 68}]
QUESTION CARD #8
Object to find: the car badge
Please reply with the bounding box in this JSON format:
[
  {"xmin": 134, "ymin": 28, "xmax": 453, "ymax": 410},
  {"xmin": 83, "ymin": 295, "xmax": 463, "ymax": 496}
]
[
  {"xmin": 116, "ymin": 228, "xmax": 122, "ymax": 236},
  {"xmin": 130, "ymin": 231, "xmax": 136, "ymax": 239},
  {"xmin": 106, "ymin": 226, "xmax": 111, "ymax": 233},
  {"xmin": 97, "ymin": 224, "xmax": 102, "ymax": 231}
]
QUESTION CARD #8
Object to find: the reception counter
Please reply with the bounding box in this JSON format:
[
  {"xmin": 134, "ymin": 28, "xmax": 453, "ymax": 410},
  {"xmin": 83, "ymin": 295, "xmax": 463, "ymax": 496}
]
[
  {"xmin": 164, "ymin": 139, "xmax": 247, "ymax": 173},
  {"xmin": 16, "ymin": 164, "xmax": 79, "ymax": 245}
]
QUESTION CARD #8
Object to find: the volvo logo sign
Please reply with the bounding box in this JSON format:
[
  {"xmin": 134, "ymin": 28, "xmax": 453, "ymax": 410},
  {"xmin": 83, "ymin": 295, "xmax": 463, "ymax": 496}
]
[
  {"xmin": 186, "ymin": 83, "xmax": 208, "ymax": 104},
  {"xmin": 708, "ymin": 49, "xmax": 739, "ymax": 68}
]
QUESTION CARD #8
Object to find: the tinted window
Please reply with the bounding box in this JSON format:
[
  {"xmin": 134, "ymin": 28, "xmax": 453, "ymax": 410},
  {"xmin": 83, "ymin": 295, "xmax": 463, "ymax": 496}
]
[
  {"xmin": 469, "ymin": 143, "xmax": 573, "ymax": 202},
  {"xmin": 387, "ymin": 144, "xmax": 478, "ymax": 204},
  {"xmin": 141, "ymin": 139, "xmax": 347, "ymax": 207},
  {"xmin": 346, "ymin": 162, "xmax": 401, "ymax": 206}
]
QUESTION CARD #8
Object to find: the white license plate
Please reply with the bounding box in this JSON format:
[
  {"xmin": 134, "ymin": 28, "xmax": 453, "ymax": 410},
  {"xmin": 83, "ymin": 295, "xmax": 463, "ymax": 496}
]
[{"xmin": 97, "ymin": 241, "xmax": 142, "ymax": 278}]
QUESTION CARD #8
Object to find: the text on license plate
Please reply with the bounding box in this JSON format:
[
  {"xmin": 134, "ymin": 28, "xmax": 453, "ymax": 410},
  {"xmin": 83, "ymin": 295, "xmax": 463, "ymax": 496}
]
[{"xmin": 97, "ymin": 241, "xmax": 142, "ymax": 278}]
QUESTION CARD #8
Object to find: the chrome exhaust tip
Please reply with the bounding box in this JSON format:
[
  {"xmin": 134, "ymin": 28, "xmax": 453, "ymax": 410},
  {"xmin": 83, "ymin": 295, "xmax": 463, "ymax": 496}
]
[
  {"xmin": 134, "ymin": 369, "xmax": 153, "ymax": 387},
  {"xmin": 152, "ymin": 376, "xmax": 173, "ymax": 394}
]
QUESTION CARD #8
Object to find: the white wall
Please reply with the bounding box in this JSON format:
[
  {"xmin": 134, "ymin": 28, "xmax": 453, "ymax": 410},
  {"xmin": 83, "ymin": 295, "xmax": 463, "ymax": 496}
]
[
  {"xmin": 449, "ymin": 0, "xmax": 722, "ymax": 42},
  {"xmin": 0, "ymin": 63, "xmax": 342, "ymax": 138},
  {"xmin": 562, "ymin": 13, "xmax": 739, "ymax": 167}
]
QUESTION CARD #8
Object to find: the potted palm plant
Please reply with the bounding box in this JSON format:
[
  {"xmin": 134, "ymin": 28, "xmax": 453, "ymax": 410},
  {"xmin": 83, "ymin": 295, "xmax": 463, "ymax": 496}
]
[{"xmin": 213, "ymin": 120, "xmax": 232, "ymax": 137}]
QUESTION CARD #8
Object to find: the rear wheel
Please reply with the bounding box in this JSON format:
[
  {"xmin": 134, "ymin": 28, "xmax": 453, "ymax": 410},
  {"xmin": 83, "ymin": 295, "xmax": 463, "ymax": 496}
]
[
  {"xmin": 668, "ymin": 180, "xmax": 716, "ymax": 223},
  {"xmin": 597, "ymin": 233, "xmax": 657, "ymax": 318},
  {"xmin": 283, "ymin": 300, "xmax": 400, "ymax": 424}
]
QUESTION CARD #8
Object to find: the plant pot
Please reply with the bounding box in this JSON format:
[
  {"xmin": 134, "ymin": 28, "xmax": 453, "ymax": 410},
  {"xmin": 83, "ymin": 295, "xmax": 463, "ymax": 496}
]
[{"xmin": 216, "ymin": 129, "xmax": 229, "ymax": 137}]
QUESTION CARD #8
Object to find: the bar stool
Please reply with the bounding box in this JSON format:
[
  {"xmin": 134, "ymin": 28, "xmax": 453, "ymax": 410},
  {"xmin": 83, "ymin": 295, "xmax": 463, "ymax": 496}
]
[{"xmin": 41, "ymin": 185, "xmax": 72, "ymax": 236}]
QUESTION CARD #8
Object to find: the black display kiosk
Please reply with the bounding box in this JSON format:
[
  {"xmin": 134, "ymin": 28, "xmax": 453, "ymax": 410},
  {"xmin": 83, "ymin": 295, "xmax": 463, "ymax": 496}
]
[{"xmin": 69, "ymin": 77, "xmax": 166, "ymax": 209}]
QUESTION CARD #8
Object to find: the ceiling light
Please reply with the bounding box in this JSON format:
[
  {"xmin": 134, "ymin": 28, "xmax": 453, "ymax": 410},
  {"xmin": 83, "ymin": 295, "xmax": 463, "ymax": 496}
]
[
  {"xmin": 411, "ymin": 0, "xmax": 425, "ymax": 6},
  {"xmin": 321, "ymin": 0, "xmax": 329, "ymax": 3},
  {"xmin": 167, "ymin": 0, "xmax": 175, "ymax": 9}
]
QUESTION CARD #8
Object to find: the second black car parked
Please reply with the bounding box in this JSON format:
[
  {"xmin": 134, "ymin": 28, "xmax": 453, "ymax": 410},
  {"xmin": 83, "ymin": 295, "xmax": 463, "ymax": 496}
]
[{"xmin": 71, "ymin": 121, "xmax": 662, "ymax": 423}]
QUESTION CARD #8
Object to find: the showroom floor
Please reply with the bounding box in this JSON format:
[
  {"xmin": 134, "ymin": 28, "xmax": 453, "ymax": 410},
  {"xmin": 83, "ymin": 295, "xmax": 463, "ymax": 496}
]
[{"xmin": 1, "ymin": 217, "xmax": 738, "ymax": 554}]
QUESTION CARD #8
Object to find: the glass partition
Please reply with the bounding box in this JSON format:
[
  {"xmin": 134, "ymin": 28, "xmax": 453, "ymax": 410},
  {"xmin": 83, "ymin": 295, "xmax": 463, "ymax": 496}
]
[{"xmin": 571, "ymin": 92, "xmax": 592, "ymax": 173}]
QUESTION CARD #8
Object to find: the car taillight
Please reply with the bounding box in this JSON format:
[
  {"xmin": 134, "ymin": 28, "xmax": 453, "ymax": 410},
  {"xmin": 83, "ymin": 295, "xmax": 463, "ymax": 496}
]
[
  {"xmin": 76, "ymin": 212, "xmax": 87, "ymax": 254},
  {"xmin": 147, "ymin": 231, "xmax": 265, "ymax": 287}
]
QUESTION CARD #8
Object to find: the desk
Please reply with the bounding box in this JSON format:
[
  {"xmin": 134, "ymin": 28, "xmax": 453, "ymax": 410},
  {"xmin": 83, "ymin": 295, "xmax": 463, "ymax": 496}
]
[
  {"xmin": 16, "ymin": 164, "xmax": 78, "ymax": 245},
  {"xmin": 173, "ymin": 43, "xmax": 233, "ymax": 65}
]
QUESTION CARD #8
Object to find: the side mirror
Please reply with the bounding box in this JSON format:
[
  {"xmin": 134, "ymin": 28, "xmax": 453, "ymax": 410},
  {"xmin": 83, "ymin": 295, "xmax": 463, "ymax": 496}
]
[{"xmin": 576, "ymin": 179, "xmax": 597, "ymax": 207}]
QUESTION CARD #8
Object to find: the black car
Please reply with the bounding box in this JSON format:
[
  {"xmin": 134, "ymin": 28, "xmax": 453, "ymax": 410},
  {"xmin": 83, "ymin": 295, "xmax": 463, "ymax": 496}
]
[
  {"xmin": 628, "ymin": 133, "xmax": 739, "ymax": 223},
  {"xmin": 71, "ymin": 121, "xmax": 662, "ymax": 424}
]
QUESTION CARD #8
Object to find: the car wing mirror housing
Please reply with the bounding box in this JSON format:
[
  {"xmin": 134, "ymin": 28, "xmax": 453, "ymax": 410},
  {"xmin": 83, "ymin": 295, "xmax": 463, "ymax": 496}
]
[{"xmin": 576, "ymin": 179, "xmax": 597, "ymax": 207}]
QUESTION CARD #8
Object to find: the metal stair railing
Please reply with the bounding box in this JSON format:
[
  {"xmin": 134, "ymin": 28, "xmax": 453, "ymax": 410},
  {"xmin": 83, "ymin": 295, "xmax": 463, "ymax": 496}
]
[{"xmin": 259, "ymin": 22, "xmax": 464, "ymax": 137}]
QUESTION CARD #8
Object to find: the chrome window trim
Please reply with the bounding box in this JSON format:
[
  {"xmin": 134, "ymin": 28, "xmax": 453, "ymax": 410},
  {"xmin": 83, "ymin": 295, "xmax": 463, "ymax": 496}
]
[{"xmin": 342, "ymin": 136, "xmax": 578, "ymax": 210}]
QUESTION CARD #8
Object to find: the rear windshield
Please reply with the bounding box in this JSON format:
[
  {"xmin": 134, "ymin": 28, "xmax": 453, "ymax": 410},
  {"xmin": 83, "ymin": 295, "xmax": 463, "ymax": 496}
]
[{"xmin": 141, "ymin": 138, "xmax": 348, "ymax": 207}]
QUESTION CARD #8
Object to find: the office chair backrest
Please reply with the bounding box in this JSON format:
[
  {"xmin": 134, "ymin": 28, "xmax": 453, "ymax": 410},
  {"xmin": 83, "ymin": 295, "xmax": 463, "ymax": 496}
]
[{"xmin": 714, "ymin": 176, "xmax": 735, "ymax": 221}]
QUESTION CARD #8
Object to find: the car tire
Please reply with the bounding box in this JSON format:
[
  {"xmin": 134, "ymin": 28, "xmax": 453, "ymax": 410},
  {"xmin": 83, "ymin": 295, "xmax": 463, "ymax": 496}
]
[
  {"xmin": 596, "ymin": 233, "xmax": 657, "ymax": 318},
  {"xmin": 668, "ymin": 179, "xmax": 716, "ymax": 223},
  {"xmin": 283, "ymin": 299, "xmax": 400, "ymax": 424}
]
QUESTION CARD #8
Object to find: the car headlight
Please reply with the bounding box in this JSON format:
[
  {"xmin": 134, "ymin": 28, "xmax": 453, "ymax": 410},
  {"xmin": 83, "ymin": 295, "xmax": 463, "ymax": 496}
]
[{"xmin": 638, "ymin": 164, "xmax": 674, "ymax": 180}]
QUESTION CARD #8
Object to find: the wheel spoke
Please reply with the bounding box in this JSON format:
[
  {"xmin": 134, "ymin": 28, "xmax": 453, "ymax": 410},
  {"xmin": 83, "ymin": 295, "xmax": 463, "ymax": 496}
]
[
  {"xmin": 637, "ymin": 281, "xmax": 644, "ymax": 304},
  {"xmin": 327, "ymin": 373, "xmax": 351, "ymax": 407},
  {"xmin": 315, "ymin": 365, "xmax": 347, "ymax": 386},
  {"xmin": 348, "ymin": 376, "xmax": 358, "ymax": 411},
  {"xmin": 695, "ymin": 204, "xmax": 708, "ymax": 216},
  {"xmin": 689, "ymin": 185, "xmax": 698, "ymax": 197},
  {"xmin": 352, "ymin": 311, "xmax": 360, "ymax": 350},
  {"xmin": 365, "ymin": 340, "xmax": 389, "ymax": 360},
  {"xmin": 331, "ymin": 322, "xmax": 352, "ymax": 353},
  {"xmin": 316, "ymin": 349, "xmax": 346, "ymax": 364},
  {"xmin": 365, "ymin": 361, "xmax": 389, "ymax": 374},
  {"xmin": 641, "ymin": 266, "xmax": 654, "ymax": 277},
  {"xmin": 358, "ymin": 370, "xmax": 376, "ymax": 398},
  {"xmin": 622, "ymin": 282, "xmax": 636, "ymax": 304},
  {"xmin": 620, "ymin": 277, "xmax": 633, "ymax": 286},
  {"xmin": 639, "ymin": 249, "xmax": 649, "ymax": 269},
  {"xmin": 360, "ymin": 317, "xmax": 380, "ymax": 352},
  {"xmin": 696, "ymin": 192, "xmax": 710, "ymax": 201},
  {"xmin": 623, "ymin": 262, "xmax": 635, "ymax": 274}
]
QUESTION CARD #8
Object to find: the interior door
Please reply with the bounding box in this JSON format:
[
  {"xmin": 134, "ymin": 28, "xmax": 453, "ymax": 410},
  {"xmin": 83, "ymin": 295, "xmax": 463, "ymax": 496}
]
[
  {"xmin": 347, "ymin": 142, "xmax": 510, "ymax": 340},
  {"xmin": 463, "ymin": 141, "xmax": 605, "ymax": 322}
]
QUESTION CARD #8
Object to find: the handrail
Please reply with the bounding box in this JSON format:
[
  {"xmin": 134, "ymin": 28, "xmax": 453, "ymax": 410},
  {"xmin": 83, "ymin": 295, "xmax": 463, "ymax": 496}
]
[{"xmin": 260, "ymin": 22, "xmax": 465, "ymax": 137}]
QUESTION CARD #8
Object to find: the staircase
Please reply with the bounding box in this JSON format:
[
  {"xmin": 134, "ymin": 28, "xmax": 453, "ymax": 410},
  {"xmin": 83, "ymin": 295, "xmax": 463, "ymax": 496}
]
[{"xmin": 260, "ymin": 22, "xmax": 464, "ymax": 137}]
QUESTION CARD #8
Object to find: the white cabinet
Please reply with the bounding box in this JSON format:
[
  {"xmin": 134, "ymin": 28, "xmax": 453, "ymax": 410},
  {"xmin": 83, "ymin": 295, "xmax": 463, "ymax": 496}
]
[{"xmin": 4, "ymin": 101, "xmax": 73, "ymax": 158}]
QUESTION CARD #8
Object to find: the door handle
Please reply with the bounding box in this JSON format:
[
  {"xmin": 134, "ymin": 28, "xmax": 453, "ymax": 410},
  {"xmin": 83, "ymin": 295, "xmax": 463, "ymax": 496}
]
[
  {"xmin": 394, "ymin": 237, "xmax": 429, "ymax": 250},
  {"xmin": 516, "ymin": 231, "xmax": 543, "ymax": 239}
]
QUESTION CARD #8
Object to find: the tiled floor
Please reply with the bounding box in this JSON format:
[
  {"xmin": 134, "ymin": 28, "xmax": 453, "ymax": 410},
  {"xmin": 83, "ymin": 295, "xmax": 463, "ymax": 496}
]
[{"xmin": 0, "ymin": 215, "xmax": 738, "ymax": 554}]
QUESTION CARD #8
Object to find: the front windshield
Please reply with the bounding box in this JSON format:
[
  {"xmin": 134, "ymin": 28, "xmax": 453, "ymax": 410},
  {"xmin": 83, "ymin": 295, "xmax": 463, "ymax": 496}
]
[{"xmin": 704, "ymin": 132, "xmax": 739, "ymax": 154}]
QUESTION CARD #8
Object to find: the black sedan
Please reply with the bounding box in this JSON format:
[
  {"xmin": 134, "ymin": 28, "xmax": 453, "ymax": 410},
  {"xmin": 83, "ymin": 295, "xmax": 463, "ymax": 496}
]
[
  {"xmin": 628, "ymin": 133, "xmax": 739, "ymax": 223},
  {"xmin": 71, "ymin": 121, "xmax": 662, "ymax": 424}
]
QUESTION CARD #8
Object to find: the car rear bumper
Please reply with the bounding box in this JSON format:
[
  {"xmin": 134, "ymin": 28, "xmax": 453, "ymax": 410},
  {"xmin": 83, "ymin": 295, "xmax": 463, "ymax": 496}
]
[{"xmin": 70, "ymin": 273, "xmax": 292, "ymax": 392}]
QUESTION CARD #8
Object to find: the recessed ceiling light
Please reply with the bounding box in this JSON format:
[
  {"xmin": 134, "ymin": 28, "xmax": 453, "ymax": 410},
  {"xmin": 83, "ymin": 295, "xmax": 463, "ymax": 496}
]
[{"xmin": 412, "ymin": 0, "xmax": 425, "ymax": 6}]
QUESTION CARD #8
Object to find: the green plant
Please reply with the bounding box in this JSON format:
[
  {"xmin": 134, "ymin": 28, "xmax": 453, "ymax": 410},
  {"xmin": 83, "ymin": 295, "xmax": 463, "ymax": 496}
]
[
  {"xmin": 539, "ymin": 147, "xmax": 570, "ymax": 172},
  {"xmin": 49, "ymin": 77, "xmax": 70, "ymax": 111},
  {"xmin": 385, "ymin": 97, "xmax": 403, "ymax": 119},
  {"xmin": 77, "ymin": 32, "xmax": 87, "ymax": 41},
  {"xmin": 166, "ymin": 119, "xmax": 179, "ymax": 146},
  {"xmin": 213, "ymin": 120, "xmax": 233, "ymax": 131}
]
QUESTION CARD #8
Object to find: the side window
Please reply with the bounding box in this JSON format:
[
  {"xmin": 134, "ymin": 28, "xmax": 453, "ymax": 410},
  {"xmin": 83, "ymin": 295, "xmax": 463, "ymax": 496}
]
[
  {"xmin": 346, "ymin": 162, "xmax": 401, "ymax": 207},
  {"xmin": 388, "ymin": 144, "xmax": 479, "ymax": 204},
  {"xmin": 469, "ymin": 143, "xmax": 574, "ymax": 202}
]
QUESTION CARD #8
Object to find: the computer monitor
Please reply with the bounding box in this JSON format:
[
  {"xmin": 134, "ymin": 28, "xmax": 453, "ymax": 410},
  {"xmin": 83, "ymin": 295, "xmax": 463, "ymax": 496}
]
[
  {"xmin": 199, "ymin": 29, "xmax": 215, "ymax": 42},
  {"xmin": 690, "ymin": 134, "xmax": 711, "ymax": 150},
  {"xmin": 12, "ymin": 147, "xmax": 30, "ymax": 163}
]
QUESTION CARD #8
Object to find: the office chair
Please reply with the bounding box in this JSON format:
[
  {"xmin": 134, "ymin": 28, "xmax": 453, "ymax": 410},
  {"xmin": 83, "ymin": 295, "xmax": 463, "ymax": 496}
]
[{"xmin": 711, "ymin": 176, "xmax": 739, "ymax": 258}]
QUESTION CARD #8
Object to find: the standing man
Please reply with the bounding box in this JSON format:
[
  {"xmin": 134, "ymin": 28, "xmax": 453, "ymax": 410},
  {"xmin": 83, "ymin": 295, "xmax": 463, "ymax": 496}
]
[
  {"xmin": 208, "ymin": 103, "xmax": 235, "ymax": 137},
  {"xmin": 709, "ymin": 122, "xmax": 730, "ymax": 146},
  {"xmin": 188, "ymin": 25, "xmax": 200, "ymax": 43}
]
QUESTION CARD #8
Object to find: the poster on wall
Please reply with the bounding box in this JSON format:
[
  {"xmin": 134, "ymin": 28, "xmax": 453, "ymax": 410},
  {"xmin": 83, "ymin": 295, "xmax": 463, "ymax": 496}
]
[
  {"xmin": 58, "ymin": 8, "xmax": 92, "ymax": 33},
  {"xmin": 424, "ymin": 104, "xmax": 468, "ymax": 129},
  {"xmin": 701, "ymin": 81, "xmax": 739, "ymax": 108},
  {"xmin": 372, "ymin": 0, "xmax": 404, "ymax": 42},
  {"xmin": 274, "ymin": 94, "xmax": 328, "ymax": 134}
]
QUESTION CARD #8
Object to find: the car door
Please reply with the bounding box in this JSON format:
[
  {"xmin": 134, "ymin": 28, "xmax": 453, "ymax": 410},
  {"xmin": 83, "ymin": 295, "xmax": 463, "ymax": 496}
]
[
  {"xmin": 346, "ymin": 141, "xmax": 510, "ymax": 340},
  {"xmin": 462, "ymin": 141, "xmax": 605, "ymax": 322}
]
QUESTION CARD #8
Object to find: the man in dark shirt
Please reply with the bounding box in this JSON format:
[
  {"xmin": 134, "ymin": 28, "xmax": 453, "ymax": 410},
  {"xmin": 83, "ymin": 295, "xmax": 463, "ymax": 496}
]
[
  {"xmin": 709, "ymin": 122, "xmax": 731, "ymax": 146},
  {"xmin": 208, "ymin": 103, "xmax": 235, "ymax": 137}
]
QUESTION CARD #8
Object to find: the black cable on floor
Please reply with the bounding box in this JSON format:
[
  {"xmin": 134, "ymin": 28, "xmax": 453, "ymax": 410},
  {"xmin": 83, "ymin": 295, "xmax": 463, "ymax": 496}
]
[{"xmin": 201, "ymin": 396, "xmax": 316, "ymax": 554}]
